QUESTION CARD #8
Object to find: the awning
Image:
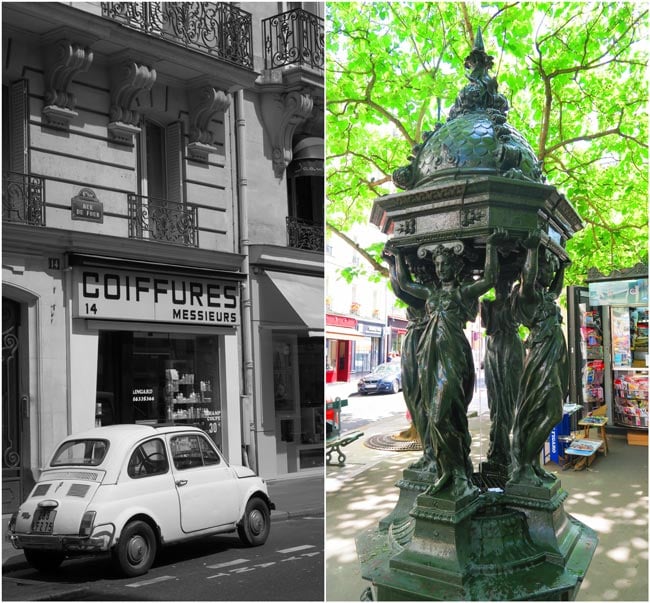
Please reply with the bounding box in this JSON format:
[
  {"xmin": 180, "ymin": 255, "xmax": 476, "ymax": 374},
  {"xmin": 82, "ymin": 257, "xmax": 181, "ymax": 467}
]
[
  {"xmin": 327, "ymin": 326, "xmax": 366, "ymax": 341},
  {"xmin": 265, "ymin": 270, "xmax": 323, "ymax": 331}
]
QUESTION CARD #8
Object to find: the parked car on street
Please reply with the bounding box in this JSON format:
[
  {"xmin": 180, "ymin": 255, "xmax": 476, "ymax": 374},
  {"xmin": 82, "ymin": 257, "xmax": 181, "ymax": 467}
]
[
  {"xmin": 7, "ymin": 424, "xmax": 274, "ymax": 577},
  {"xmin": 357, "ymin": 362, "xmax": 402, "ymax": 395}
]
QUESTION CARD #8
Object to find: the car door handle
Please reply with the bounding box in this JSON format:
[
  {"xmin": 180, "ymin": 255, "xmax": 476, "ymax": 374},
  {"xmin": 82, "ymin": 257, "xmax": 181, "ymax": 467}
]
[{"xmin": 175, "ymin": 480, "xmax": 187, "ymax": 487}]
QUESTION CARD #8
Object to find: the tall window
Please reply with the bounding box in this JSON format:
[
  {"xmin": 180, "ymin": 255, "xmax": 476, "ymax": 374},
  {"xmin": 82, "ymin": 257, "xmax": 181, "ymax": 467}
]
[
  {"xmin": 144, "ymin": 121, "xmax": 166, "ymax": 200},
  {"xmin": 138, "ymin": 120, "xmax": 186, "ymax": 242},
  {"xmin": 285, "ymin": 136, "xmax": 324, "ymax": 251}
]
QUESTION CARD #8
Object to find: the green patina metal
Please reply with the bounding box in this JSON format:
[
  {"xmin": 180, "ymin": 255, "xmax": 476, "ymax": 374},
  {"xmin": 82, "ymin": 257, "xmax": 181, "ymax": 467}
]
[{"xmin": 358, "ymin": 28, "xmax": 597, "ymax": 601}]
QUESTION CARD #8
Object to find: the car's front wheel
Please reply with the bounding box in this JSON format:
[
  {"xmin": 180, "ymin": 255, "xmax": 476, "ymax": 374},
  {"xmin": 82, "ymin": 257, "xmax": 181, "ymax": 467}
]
[
  {"xmin": 112, "ymin": 520, "xmax": 157, "ymax": 577},
  {"xmin": 237, "ymin": 497, "xmax": 271, "ymax": 546},
  {"xmin": 391, "ymin": 379, "xmax": 400, "ymax": 394},
  {"xmin": 24, "ymin": 549, "xmax": 64, "ymax": 573}
]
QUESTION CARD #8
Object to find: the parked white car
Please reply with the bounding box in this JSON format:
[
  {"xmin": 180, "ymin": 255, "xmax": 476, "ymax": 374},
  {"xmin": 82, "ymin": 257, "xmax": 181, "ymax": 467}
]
[{"xmin": 8, "ymin": 424, "xmax": 274, "ymax": 577}]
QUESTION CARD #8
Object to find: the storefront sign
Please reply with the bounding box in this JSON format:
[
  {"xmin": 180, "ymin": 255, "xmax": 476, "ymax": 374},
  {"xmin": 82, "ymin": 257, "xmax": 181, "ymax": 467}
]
[
  {"xmin": 359, "ymin": 323, "xmax": 384, "ymax": 337},
  {"xmin": 73, "ymin": 267, "xmax": 240, "ymax": 326},
  {"xmin": 326, "ymin": 314, "xmax": 357, "ymax": 329},
  {"xmin": 588, "ymin": 278, "xmax": 648, "ymax": 307}
]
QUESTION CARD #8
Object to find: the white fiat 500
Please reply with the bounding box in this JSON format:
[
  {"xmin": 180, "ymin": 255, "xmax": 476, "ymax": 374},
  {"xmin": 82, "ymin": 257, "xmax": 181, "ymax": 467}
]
[{"xmin": 8, "ymin": 424, "xmax": 274, "ymax": 577}]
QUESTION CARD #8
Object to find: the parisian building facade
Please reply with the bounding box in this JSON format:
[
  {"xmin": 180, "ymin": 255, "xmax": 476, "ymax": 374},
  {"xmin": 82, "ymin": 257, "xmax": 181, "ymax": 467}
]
[{"xmin": 2, "ymin": 1, "xmax": 324, "ymax": 513}]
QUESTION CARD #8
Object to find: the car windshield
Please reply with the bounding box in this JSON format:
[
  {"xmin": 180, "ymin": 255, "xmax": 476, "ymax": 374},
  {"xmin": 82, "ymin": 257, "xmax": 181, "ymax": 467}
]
[
  {"xmin": 372, "ymin": 363, "xmax": 398, "ymax": 375},
  {"xmin": 51, "ymin": 439, "xmax": 109, "ymax": 466}
]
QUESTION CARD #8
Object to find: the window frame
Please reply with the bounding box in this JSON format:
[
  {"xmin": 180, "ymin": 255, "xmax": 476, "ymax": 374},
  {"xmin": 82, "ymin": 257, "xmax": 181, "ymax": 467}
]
[{"xmin": 126, "ymin": 437, "xmax": 170, "ymax": 479}]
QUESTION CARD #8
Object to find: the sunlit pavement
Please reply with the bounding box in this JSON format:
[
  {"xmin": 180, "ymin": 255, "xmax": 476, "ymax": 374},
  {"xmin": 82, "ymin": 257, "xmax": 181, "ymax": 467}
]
[{"xmin": 326, "ymin": 412, "xmax": 649, "ymax": 602}]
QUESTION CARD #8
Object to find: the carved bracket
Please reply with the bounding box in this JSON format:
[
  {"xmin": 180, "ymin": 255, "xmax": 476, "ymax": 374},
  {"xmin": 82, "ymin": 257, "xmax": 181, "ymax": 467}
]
[
  {"xmin": 418, "ymin": 240, "xmax": 465, "ymax": 258},
  {"xmin": 42, "ymin": 39, "xmax": 93, "ymax": 129},
  {"xmin": 187, "ymin": 86, "xmax": 231, "ymax": 162},
  {"xmin": 259, "ymin": 91, "xmax": 314, "ymax": 178},
  {"xmin": 108, "ymin": 60, "xmax": 156, "ymax": 144}
]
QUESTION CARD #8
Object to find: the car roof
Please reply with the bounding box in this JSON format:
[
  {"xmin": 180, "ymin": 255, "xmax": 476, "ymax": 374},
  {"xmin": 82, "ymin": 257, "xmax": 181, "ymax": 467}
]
[
  {"xmin": 49, "ymin": 424, "xmax": 206, "ymax": 472},
  {"xmin": 60, "ymin": 424, "xmax": 203, "ymax": 441}
]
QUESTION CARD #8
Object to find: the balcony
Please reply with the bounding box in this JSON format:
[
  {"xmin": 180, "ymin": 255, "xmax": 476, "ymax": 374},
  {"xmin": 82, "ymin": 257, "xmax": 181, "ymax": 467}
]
[
  {"xmin": 286, "ymin": 217, "xmax": 323, "ymax": 252},
  {"xmin": 2, "ymin": 172, "xmax": 45, "ymax": 226},
  {"xmin": 262, "ymin": 8, "xmax": 324, "ymax": 72},
  {"xmin": 101, "ymin": 2, "xmax": 253, "ymax": 69},
  {"xmin": 129, "ymin": 194, "xmax": 198, "ymax": 247}
]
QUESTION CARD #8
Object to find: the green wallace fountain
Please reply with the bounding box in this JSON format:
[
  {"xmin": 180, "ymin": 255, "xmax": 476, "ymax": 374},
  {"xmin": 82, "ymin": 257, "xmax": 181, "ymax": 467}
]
[{"xmin": 356, "ymin": 29, "xmax": 597, "ymax": 601}]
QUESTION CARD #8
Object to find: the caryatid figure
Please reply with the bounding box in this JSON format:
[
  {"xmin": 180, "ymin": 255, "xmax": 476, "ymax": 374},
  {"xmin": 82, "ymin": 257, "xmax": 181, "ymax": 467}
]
[{"xmin": 509, "ymin": 229, "xmax": 569, "ymax": 487}]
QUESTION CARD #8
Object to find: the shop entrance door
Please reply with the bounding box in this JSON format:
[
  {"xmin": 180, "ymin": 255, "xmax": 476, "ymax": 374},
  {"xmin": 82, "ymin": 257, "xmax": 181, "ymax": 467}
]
[
  {"xmin": 337, "ymin": 340, "xmax": 351, "ymax": 382},
  {"xmin": 2, "ymin": 298, "xmax": 30, "ymax": 513}
]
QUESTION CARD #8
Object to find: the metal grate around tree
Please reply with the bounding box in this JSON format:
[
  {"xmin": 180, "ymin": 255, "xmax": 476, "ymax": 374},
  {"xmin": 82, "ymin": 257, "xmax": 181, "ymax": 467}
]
[{"xmin": 128, "ymin": 193, "xmax": 198, "ymax": 247}]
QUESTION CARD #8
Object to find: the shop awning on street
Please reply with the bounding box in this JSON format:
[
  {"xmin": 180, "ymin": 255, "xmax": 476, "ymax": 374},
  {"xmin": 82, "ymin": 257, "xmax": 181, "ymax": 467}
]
[
  {"xmin": 326, "ymin": 326, "xmax": 366, "ymax": 341},
  {"xmin": 266, "ymin": 270, "xmax": 323, "ymax": 332}
]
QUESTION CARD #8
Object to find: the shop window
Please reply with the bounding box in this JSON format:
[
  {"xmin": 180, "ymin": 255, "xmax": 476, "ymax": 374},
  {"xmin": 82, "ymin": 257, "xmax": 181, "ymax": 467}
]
[
  {"xmin": 273, "ymin": 333, "xmax": 324, "ymax": 471},
  {"xmin": 127, "ymin": 438, "xmax": 169, "ymax": 478},
  {"xmin": 96, "ymin": 332, "xmax": 222, "ymax": 449}
]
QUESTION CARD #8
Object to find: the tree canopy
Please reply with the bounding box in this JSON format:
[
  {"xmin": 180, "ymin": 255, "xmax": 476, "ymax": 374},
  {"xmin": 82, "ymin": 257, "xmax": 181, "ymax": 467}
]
[{"xmin": 326, "ymin": 2, "xmax": 648, "ymax": 285}]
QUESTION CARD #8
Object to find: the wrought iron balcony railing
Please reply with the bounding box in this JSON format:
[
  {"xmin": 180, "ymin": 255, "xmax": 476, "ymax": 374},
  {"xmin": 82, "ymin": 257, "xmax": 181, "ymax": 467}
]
[
  {"xmin": 129, "ymin": 194, "xmax": 198, "ymax": 247},
  {"xmin": 101, "ymin": 2, "xmax": 253, "ymax": 69},
  {"xmin": 263, "ymin": 9, "xmax": 324, "ymax": 72},
  {"xmin": 2, "ymin": 172, "xmax": 46, "ymax": 226},
  {"xmin": 286, "ymin": 216, "xmax": 324, "ymax": 252}
]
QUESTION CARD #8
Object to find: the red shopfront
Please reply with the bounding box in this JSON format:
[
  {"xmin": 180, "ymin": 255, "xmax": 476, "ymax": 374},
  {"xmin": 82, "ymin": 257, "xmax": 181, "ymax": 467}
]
[{"xmin": 326, "ymin": 314, "xmax": 363, "ymax": 383}]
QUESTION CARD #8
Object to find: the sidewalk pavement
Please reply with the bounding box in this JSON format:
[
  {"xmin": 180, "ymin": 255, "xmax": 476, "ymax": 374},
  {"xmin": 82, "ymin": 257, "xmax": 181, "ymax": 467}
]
[
  {"xmin": 2, "ymin": 472, "xmax": 324, "ymax": 600},
  {"xmin": 326, "ymin": 414, "xmax": 649, "ymax": 602}
]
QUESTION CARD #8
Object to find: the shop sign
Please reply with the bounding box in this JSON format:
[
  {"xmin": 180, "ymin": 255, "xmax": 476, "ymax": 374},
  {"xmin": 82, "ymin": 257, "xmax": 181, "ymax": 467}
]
[
  {"xmin": 131, "ymin": 387, "xmax": 156, "ymax": 404},
  {"xmin": 72, "ymin": 266, "xmax": 240, "ymax": 326},
  {"xmin": 326, "ymin": 314, "xmax": 357, "ymax": 329},
  {"xmin": 588, "ymin": 278, "xmax": 648, "ymax": 307},
  {"xmin": 360, "ymin": 323, "xmax": 383, "ymax": 336},
  {"xmin": 71, "ymin": 188, "xmax": 103, "ymax": 223}
]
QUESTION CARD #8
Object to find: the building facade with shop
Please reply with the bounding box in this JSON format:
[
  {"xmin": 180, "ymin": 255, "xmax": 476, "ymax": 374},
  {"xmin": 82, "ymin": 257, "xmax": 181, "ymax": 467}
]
[
  {"xmin": 2, "ymin": 1, "xmax": 324, "ymax": 513},
  {"xmin": 324, "ymin": 226, "xmax": 400, "ymax": 384}
]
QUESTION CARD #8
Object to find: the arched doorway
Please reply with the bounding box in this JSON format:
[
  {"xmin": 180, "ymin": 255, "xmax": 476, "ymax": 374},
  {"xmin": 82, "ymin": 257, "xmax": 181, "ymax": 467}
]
[{"xmin": 2, "ymin": 297, "xmax": 30, "ymax": 513}]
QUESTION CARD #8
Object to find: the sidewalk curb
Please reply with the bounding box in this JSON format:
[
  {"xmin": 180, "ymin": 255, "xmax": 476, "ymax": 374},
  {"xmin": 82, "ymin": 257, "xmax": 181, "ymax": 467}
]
[
  {"xmin": 272, "ymin": 507, "xmax": 324, "ymax": 522},
  {"xmin": 2, "ymin": 576, "xmax": 89, "ymax": 601}
]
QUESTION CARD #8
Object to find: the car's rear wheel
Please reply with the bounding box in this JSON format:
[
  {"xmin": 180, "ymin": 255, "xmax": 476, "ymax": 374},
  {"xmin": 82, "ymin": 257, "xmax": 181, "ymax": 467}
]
[
  {"xmin": 24, "ymin": 549, "xmax": 64, "ymax": 573},
  {"xmin": 112, "ymin": 520, "xmax": 157, "ymax": 577},
  {"xmin": 391, "ymin": 379, "xmax": 400, "ymax": 394},
  {"xmin": 237, "ymin": 497, "xmax": 270, "ymax": 546}
]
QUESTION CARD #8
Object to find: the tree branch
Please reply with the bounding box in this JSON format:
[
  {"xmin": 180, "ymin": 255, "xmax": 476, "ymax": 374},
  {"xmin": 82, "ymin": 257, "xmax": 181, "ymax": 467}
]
[{"xmin": 326, "ymin": 222, "xmax": 389, "ymax": 278}]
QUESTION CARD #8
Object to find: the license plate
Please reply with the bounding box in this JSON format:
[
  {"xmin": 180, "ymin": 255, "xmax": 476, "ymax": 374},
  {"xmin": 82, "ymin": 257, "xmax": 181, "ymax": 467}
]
[
  {"xmin": 364, "ymin": 384, "xmax": 377, "ymax": 389},
  {"xmin": 32, "ymin": 509, "xmax": 56, "ymax": 534}
]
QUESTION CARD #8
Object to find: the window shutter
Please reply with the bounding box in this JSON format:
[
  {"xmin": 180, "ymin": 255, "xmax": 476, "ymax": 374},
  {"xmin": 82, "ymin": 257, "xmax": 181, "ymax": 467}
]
[
  {"xmin": 165, "ymin": 121, "xmax": 183, "ymax": 203},
  {"xmin": 9, "ymin": 79, "xmax": 29, "ymax": 173}
]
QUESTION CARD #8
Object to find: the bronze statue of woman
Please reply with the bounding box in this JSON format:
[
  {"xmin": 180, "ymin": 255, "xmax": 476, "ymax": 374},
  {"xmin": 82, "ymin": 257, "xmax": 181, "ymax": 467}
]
[
  {"xmin": 389, "ymin": 230, "xmax": 505, "ymax": 498},
  {"xmin": 509, "ymin": 229, "xmax": 569, "ymax": 487},
  {"xmin": 385, "ymin": 254, "xmax": 436, "ymax": 473},
  {"xmin": 481, "ymin": 267, "xmax": 524, "ymax": 474}
]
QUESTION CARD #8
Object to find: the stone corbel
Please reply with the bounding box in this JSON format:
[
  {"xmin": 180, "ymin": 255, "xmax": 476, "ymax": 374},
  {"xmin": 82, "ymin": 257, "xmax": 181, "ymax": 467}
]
[
  {"xmin": 259, "ymin": 91, "xmax": 314, "ymax": 178},
  {"xmin": 108, "ymin": 60, "xmax": 156, "ymax": 145},
  {"xmin": 187, "ymin": 86, "xmax": 231, "ymax": 162},
  {"xmin": 42, "ymin": 39, "xmax": 93, "ymax": 129}
]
